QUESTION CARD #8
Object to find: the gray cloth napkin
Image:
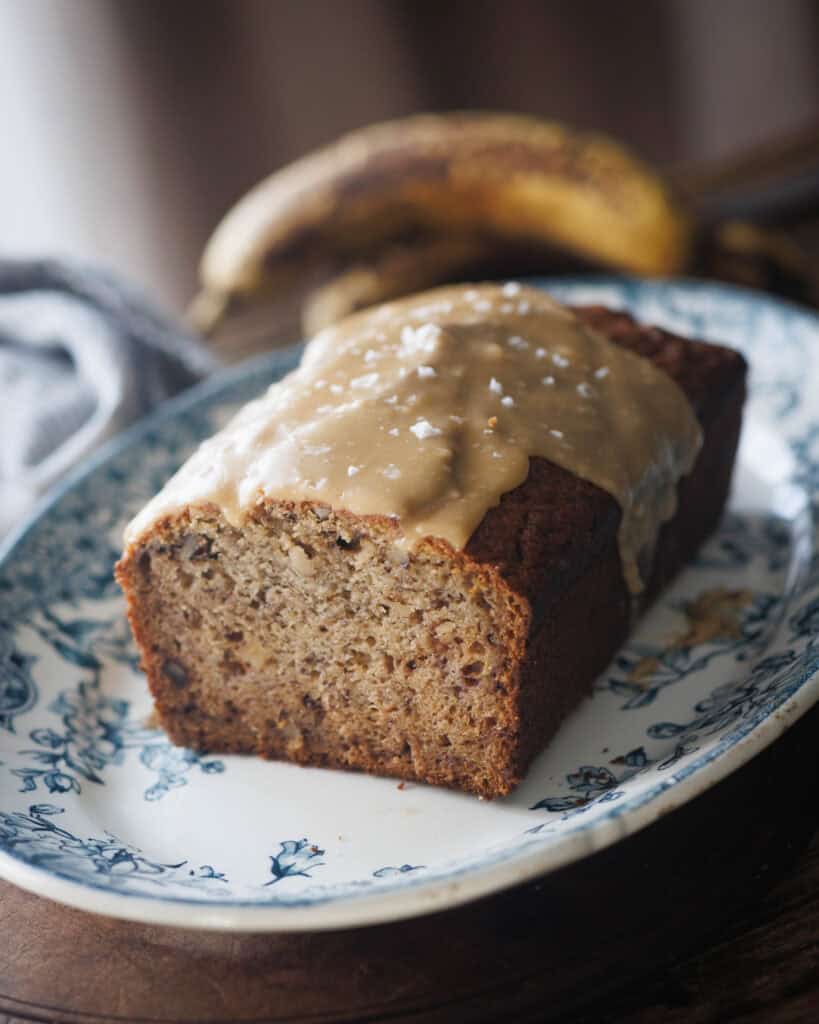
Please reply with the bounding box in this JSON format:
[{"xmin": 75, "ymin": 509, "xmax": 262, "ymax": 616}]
[{"xmin": 0, "ymin": 259, "xmax": 218, "ymax": 536}]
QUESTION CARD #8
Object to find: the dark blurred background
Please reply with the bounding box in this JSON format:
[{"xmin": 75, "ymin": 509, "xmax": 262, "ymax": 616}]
[{"xmin": 2, "ymin": 0, "xmax": 818, "ymax": 310}]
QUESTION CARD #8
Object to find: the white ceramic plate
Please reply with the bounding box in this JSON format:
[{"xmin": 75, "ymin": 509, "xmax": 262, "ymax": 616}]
[{"xmin": 0, "ymin": 277, "xmax": 817, "ymax": 932}]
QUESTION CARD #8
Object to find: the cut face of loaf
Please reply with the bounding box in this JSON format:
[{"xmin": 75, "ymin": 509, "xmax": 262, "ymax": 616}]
[
  {"xmin": 120, "ymin": 504, "xmax": 528, "ymax": 797},
  {"xmin": 116, "ymin": 307, "xmax": 747, "ymax": 798}
]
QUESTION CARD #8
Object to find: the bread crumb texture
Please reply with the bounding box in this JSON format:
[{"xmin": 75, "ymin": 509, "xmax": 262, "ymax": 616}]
[{"xmin": 118, "ymin": 503, "xmax": 528, "ymax": 798}]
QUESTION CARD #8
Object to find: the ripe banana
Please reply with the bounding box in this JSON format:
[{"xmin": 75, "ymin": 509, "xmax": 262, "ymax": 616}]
[{"xmin": 191, "ymin": 112, "xmax": 693, "ymax": 338}]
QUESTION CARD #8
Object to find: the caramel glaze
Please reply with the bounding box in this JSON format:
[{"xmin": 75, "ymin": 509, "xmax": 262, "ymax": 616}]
[{"xmin": 125, "ymin": 284, "xmax": 703, "ymax": 593}]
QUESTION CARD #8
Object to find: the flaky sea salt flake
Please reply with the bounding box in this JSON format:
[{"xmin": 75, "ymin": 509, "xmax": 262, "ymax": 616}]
[
  {"xmin": 409, "ymin": 418, "xmax": 442, "ymax": 440},
  {"xmin": 401, "ymin": 323, "xmax": 442, "ymax": 355}
]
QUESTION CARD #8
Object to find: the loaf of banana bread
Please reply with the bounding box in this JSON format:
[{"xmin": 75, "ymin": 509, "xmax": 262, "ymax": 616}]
[{"xmin": 116, "ymin": 285, "xmax": 746, "ymax": 797}]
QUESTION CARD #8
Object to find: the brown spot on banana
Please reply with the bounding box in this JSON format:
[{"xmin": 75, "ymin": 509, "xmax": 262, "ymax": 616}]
[
  {"xmin": 190, "ymin": 112, "xmax": 693, "ymax": 339},
  {"xmin": 301, "ymin": 236, "xmax": 495, "ymax": 337}
]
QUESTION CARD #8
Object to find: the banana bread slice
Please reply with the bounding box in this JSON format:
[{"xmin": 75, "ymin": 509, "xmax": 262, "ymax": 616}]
[{"xmin": 116, "ymin": 304, "xmax": 746, "ymax": 798}]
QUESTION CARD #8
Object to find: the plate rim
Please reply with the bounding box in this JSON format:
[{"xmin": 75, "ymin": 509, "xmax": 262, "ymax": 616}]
[{"xmin": 0, "ymin": 274, "xmax": 817, "ymax": 932}]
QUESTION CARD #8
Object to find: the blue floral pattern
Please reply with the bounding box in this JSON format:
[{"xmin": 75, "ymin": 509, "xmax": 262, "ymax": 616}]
[
  {"xmin": 265, "ymin": 839, "xmax": 326, "ymax": 885},
  {"xmin": 373, "ymin": 864, "xmax": 425, "ymax": 878},
  {"xmin": 7, "ymin": 611, "xmax": 224, "ymax": 801},
  {"xmin": 531, "ymin": 765, "xmax": 623, "ymax": 814},
  {"xmin": 0, "ymin": 802, "xmax": 334, "ymax": 900},
  {"xmin": 693, "ymin": 511, "xmax": 792, "ymax": 573},
  {"xmin": 601, "ymin": 590, "xmax": 780, "ymax": 711},
  {"xmin": 0, "ymin": 628, "xmax": 37, "ymax": 731},
  {"xmin": 0, "ymin": 803, "xmax": 230, "ymax": 897},
  {"xmin": 0, "ymin": 279, "xmax": 817, "ymax": 921}
]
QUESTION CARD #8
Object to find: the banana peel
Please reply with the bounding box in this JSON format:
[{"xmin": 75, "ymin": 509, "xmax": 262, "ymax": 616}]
[{"xmin": 191, "ymin": 112, "xmax": 694, "ymax": 338}]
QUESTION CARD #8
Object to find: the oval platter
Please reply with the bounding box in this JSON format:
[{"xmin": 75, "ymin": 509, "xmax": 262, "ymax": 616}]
[{"xmin": 0, "ymin": 277, "xmax": 817, "ymax": 932}]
